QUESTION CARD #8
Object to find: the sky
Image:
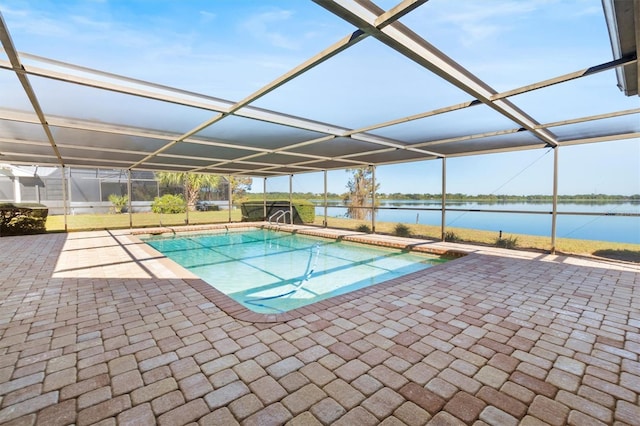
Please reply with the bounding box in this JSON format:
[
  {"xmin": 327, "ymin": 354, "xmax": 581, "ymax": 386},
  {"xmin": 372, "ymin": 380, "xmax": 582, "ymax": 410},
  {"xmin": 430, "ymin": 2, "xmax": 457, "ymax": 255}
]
[{"xmin": 1, "ymin": 0, "xmax": 639, "ymax": 195}]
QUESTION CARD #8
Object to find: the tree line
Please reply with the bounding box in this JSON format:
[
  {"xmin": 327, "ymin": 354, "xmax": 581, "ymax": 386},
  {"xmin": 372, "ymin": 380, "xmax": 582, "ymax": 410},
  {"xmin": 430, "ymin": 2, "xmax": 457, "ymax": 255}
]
[
  {"xmin": 154, "ymin": 169, "xmax": 637, "ymax": 220},
  {"xmin": 154, "ymin": 172, "xmax": 252, "ymax": 211},
  {"xmin": 379, "ymin": 193, "xmax": 640, "ymax": 201}
]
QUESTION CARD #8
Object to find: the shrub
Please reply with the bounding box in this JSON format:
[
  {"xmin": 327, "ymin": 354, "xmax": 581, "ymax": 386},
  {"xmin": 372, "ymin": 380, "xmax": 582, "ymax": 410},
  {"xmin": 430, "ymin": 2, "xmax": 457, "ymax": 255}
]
[
  {"xmin": 356, "ymin": 224, "xmax": 371, "ymax": 233},
  {"xmin": 444, "ymin": 231, "xmax": 460, "ymax": 242},
  {"xmin": 151, "ymin": 194, "xmax": 186, "ymax": 214},
  {"xmin": 241, "ymin": 200, "xmax": 315, "ymax": 224},
  {"xmin": 8, "ymin": 216, "xmax": 45, "ymax": 234},
  {"xmin": 495, "ymin": 235, "xmax": 518, "ymax": 249},
  {"xmin": 393, "ymin": 223, "xmax": 411, "ymax": 237},
  {"xmin": 292, "ymin": 200, "xmax": 315, "ymax": 223},
  {"xmin": 0, "ymin": 203, "xmax": 48, "ymax": 236},
  {"xmin": 108, "ymin": 194, "xmax": 128, "ymax": 214}
]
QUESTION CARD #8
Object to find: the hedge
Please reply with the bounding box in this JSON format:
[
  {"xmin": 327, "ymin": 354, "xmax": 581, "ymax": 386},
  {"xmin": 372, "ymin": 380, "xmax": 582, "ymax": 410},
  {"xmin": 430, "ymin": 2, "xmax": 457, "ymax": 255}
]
[
  {"xmin": 151, "ymin": 194, "xmax": 187, "ymax": 214},
  {"xmin": 241, "ymin": 200, "xmax": 315, "ymax": 224},
  {"xmin": 0, "ymin": 203, "xmax": 48, "ymax": 236}
]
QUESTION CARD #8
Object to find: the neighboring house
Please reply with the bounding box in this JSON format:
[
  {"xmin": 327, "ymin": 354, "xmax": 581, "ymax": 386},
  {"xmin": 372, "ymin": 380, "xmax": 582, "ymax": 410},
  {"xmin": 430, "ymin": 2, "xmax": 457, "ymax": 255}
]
[
  {"xmin": 0, "ymin": 165, "xmax": 229, "ymax": 215},
  {"xmin": 0, "ymin": 164, "xmax": 59, "ymax": 205}
]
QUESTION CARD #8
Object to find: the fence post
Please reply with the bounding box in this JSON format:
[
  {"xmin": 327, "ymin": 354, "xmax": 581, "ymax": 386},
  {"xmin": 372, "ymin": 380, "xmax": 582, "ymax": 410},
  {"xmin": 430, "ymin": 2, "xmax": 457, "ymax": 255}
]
[
  {"xmin": 371, "ymin": 165, "xmax": 376, "ymax": 233},
  {"xmin": 324, "ymin": 170, "xmax": 328, "ymax": 228},
  {"xmin": 289, "ymin": 175, "xmax": 293, "ymax": 225},
  {"xmin": 62, "ymin": 166, "xmax": 68, "ymax": 232},
  {"xmin": 228, "ymin": 175, "xmax": 232, "ymax": 223},
  {"xmin": 441, "ymin": 157, "xmax": 447, "ymax": 241},
  {"xmin": 551, "ymin": 147, "xmax": 559, "ymax": 254},
  {"xmin": 127, "ymin": 169, "xmax": 132, "ymax": 228},
  {"xmin": 263, "ymin": 177, "xmax": 267, "ymax": 220}
]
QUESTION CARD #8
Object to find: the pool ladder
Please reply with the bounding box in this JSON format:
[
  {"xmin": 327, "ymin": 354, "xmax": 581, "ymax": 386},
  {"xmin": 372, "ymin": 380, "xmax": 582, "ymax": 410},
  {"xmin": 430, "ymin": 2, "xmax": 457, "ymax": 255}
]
[{"xmin": 268, "ymin": 210, "xmax": 291, "ymax": 225}]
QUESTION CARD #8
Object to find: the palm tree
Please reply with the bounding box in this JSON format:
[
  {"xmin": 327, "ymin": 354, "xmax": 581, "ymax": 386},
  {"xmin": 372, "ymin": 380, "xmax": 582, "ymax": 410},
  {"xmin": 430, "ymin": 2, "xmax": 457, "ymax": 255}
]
[
  {"xmin": 343, "ymin": 167, "xmax": 379, "ymax": 220},
  {"xmin": 156, "ymin": 172, "xmax": 221, "ymax": 211}
]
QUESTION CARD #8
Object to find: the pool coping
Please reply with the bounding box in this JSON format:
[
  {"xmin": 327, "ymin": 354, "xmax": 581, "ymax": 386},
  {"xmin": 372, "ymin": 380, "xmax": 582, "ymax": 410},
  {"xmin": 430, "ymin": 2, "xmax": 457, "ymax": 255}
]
[{"xmin": 129, "ymin": 222, "xmax": 468, "ymax": 323}]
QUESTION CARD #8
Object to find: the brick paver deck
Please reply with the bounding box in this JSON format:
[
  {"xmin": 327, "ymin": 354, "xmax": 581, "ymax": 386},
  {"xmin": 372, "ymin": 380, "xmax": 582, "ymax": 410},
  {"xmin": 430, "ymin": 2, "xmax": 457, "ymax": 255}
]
[{"xmin": 0, "ymin": 224, "xmax": 638, "ymax": 425}]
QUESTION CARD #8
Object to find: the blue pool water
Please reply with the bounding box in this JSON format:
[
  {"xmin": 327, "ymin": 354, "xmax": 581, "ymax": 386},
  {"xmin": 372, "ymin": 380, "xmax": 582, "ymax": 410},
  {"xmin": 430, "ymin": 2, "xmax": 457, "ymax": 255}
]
[{"xmin": 143, "ymin": 229, "xmax": 449, "ymax": 313}]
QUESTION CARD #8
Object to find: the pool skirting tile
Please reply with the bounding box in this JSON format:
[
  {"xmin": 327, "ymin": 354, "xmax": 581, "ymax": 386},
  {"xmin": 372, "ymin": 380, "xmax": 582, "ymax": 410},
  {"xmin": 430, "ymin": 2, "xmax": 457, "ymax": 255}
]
[{"xmin": 133, "ymin": 223, "xmax": 464, "ymax": 323}]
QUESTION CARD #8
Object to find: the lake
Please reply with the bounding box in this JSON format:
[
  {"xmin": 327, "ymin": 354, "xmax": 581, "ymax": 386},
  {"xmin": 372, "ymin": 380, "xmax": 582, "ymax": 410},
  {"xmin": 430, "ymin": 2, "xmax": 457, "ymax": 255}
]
[{"xmin": 311, "ymin": 200, "xmax": 640, "ymax": 244}]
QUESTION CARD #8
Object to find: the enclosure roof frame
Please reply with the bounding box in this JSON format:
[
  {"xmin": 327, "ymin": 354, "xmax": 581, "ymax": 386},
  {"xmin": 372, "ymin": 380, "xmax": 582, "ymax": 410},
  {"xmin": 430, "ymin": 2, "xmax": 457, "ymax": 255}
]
[{"xmin": 0, "ymin": 0, "xmax": 637, "ymax": 176}]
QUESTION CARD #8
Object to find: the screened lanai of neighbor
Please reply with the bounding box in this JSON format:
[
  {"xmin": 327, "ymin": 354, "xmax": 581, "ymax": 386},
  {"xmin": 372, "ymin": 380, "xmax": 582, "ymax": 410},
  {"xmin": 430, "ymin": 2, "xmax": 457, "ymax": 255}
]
[{"xmin": 0, "ymin": 0, "xmax": 639, "ymax": 247}]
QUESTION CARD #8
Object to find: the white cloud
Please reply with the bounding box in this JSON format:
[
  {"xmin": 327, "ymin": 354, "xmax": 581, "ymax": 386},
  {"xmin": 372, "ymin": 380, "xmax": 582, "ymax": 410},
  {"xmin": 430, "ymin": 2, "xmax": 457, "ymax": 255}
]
[
  {"xmin": 1, "ymin": 5, "xmax": 71, "ymax": 38},
  {"xmin": 425, "ymin": 0, "xmax": 547, "ymax": 46},
  {"xmin": 69, "ymin": 14, "xmax": 111, "ymax": 31},
  {"xmin": 199, "ymin": 10, "xmax": 216, "ymax": 24},
  {"xmin": 239, "ymin": 9, "xmax": 300, "ymax": 50}
]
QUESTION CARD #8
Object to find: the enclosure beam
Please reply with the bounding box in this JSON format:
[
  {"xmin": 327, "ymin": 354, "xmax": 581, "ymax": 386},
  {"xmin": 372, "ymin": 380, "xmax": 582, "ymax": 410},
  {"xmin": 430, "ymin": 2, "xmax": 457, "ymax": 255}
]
[
  {"xmin": 371, "ymin": 165, "xmax": 377, "ymax": 234},
  {"xmin": 441, "ymin": 157, "xmax": 447, "ymax": 241},
  {"xmin": 324, "ymin": 170, "xmax": 328, "ymax": 228},
  {"xmin": 35, "ymin": 173, "xmax": 40, "ymax": 204},
  {"xmin": 540, "ymin": 108, "xmax": 640, "ymax": 129},
  {"xmin": 228, "ymin": 176, "xmax": 232, "ymax": 223},
  {"xmin": 491, "ymin": 53, "xmax": 637, "ymax": 101},
  {"xmin": 129, "ymin": 24, "xmax": 370, "ymax": 170},
  {"xmin": 551, "ymin": 147, "xmax": 559, "ymax": 254},
  {"xmin": 289, "ymin": 175, "xmax": 294, "ymax": 225},
  {"xmin": 263, "ymin": 178, "xmax": 267, "ymax": 221},
  {"xmin": 185, "ymin": 0, "xmax": 426, "ymax": 173},
  {"xmin": 62, "ymin": 166, "xmax": 68, "ymax": 232},
  {"xmin": 68, "ymin": 167, "xmax": 73, "ymax": 217},
  {"xmin": 13, "ymin": 176, "xmax": 20, "ymax": 203},
  {"xmin": 2, "ymin": 7, "xmax": 636, "ymax": 177},
  {"xmin": 184, "ymin": 173, "xmax": 190, "ymax": 226},
  {"xmin": 313, "ymin": 0, "xmax": 560, "ymax": 148},
  {"xmin": 349, "ymin": 52, "xmax": 637, "ymax": 137},
  {"xmin": 2, "ymin": 107, "xmax": 635, "ymax": 174},
  {"xmin": 0, "ymin": 14, "xmax": 65, "ymax": 167},
  {"xmin": 127, "ymin": 170, "xmax": 132, "ymax": 229}
]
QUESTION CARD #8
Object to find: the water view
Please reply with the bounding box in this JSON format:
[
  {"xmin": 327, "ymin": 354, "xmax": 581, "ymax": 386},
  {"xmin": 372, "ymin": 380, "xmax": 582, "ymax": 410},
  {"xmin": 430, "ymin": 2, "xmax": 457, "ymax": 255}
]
[{"xmin": 312, "ymin": 200, "xmax": 640, "ymax": 244}]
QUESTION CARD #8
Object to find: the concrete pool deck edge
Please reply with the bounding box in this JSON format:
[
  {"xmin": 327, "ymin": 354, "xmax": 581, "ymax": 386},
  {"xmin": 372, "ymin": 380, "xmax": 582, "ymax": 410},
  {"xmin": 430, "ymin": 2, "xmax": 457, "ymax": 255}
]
[
  {"xmin": 127, "ymin": 222, "xmax": 638, "ymax": 323},
  {"xmin": 128, "ymin": 222, "xmax": 468, "ymax": 323}
]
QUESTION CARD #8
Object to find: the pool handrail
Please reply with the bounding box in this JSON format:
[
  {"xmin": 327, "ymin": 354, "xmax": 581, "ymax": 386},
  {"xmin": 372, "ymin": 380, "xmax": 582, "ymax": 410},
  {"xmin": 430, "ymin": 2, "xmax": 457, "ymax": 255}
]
[{"xmin": 268, "ymin": 210, "xmax": 291, "ymax": 225}]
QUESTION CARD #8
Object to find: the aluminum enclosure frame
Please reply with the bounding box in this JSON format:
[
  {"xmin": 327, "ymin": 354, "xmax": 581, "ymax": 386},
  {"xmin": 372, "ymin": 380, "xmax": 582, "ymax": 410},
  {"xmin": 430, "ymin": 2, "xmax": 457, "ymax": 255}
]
[{"xmin": 0, "ymin": 0, "xmax": 637, "ymax": 177}]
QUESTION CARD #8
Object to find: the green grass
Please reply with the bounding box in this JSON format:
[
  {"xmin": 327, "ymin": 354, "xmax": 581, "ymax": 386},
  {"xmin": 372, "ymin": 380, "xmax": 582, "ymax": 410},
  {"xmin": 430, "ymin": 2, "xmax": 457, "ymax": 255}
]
[
  {"xmin": 42, "ymin": 211, "xmax": 639, "ymax": 263},
  {"xmin": 46, "ymin": 210, "xmax": 243, "ymax": 232},
  {"xmin": 313, "ymin": 217, "xmax": 640, "ymax": 262}
]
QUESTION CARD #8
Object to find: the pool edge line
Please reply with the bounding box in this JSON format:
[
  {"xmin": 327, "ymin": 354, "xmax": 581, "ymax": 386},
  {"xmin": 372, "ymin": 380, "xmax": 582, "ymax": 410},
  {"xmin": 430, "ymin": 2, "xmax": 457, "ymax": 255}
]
[{"xmin": 129, "ymin": 223, "xmax": 468, "ymax": 323}]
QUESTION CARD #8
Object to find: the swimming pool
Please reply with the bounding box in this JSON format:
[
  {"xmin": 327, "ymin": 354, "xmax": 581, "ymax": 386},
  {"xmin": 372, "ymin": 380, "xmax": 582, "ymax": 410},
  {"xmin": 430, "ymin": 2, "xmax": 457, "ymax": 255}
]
[{"xmin": 143, "ymin": 228, "xmax": 449, "ymax": 313}]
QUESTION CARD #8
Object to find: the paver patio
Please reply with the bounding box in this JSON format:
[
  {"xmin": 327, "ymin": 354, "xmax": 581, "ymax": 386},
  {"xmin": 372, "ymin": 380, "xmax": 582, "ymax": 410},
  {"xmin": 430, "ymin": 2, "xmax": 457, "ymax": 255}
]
[{"xmin": 0, "ymin": 224, "xmax": 638, "ymax": 425}]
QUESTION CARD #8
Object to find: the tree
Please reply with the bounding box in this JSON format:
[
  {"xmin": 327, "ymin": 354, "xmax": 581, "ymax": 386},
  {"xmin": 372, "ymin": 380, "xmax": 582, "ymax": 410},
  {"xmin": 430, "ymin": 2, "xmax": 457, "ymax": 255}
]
[
  {"xmin": 155, "ymin": 172, "xmax": 220, "ymax": 211},
  {"xmin": 227, "ymin": 176, "xmax": 252, "ymax": 204},
  {"xmin": 343, "ymin": 167, "xmax": 379, "ymax": 220}
]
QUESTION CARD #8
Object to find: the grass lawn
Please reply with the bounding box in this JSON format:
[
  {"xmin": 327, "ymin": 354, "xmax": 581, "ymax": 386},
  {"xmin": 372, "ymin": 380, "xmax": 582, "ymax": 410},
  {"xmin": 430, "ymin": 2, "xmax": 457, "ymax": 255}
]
[
  {"xmin": 313, "ymin": 217, "xmax": 640, "ymax": 263},
  {"xmin": 43, "ymin": 211, "xmax": 639, "ymax": 263},
  {"xmin": 46, "ymin": 210, "xmax": 243, "ymax": 231}
]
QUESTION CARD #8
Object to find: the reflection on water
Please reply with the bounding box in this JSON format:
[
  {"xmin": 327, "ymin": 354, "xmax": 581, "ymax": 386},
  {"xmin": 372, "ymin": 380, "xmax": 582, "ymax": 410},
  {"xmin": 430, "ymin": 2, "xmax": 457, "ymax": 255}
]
[{"xmin": 310, "ymin": 200, "xmax": 640, "ymax": 244}]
